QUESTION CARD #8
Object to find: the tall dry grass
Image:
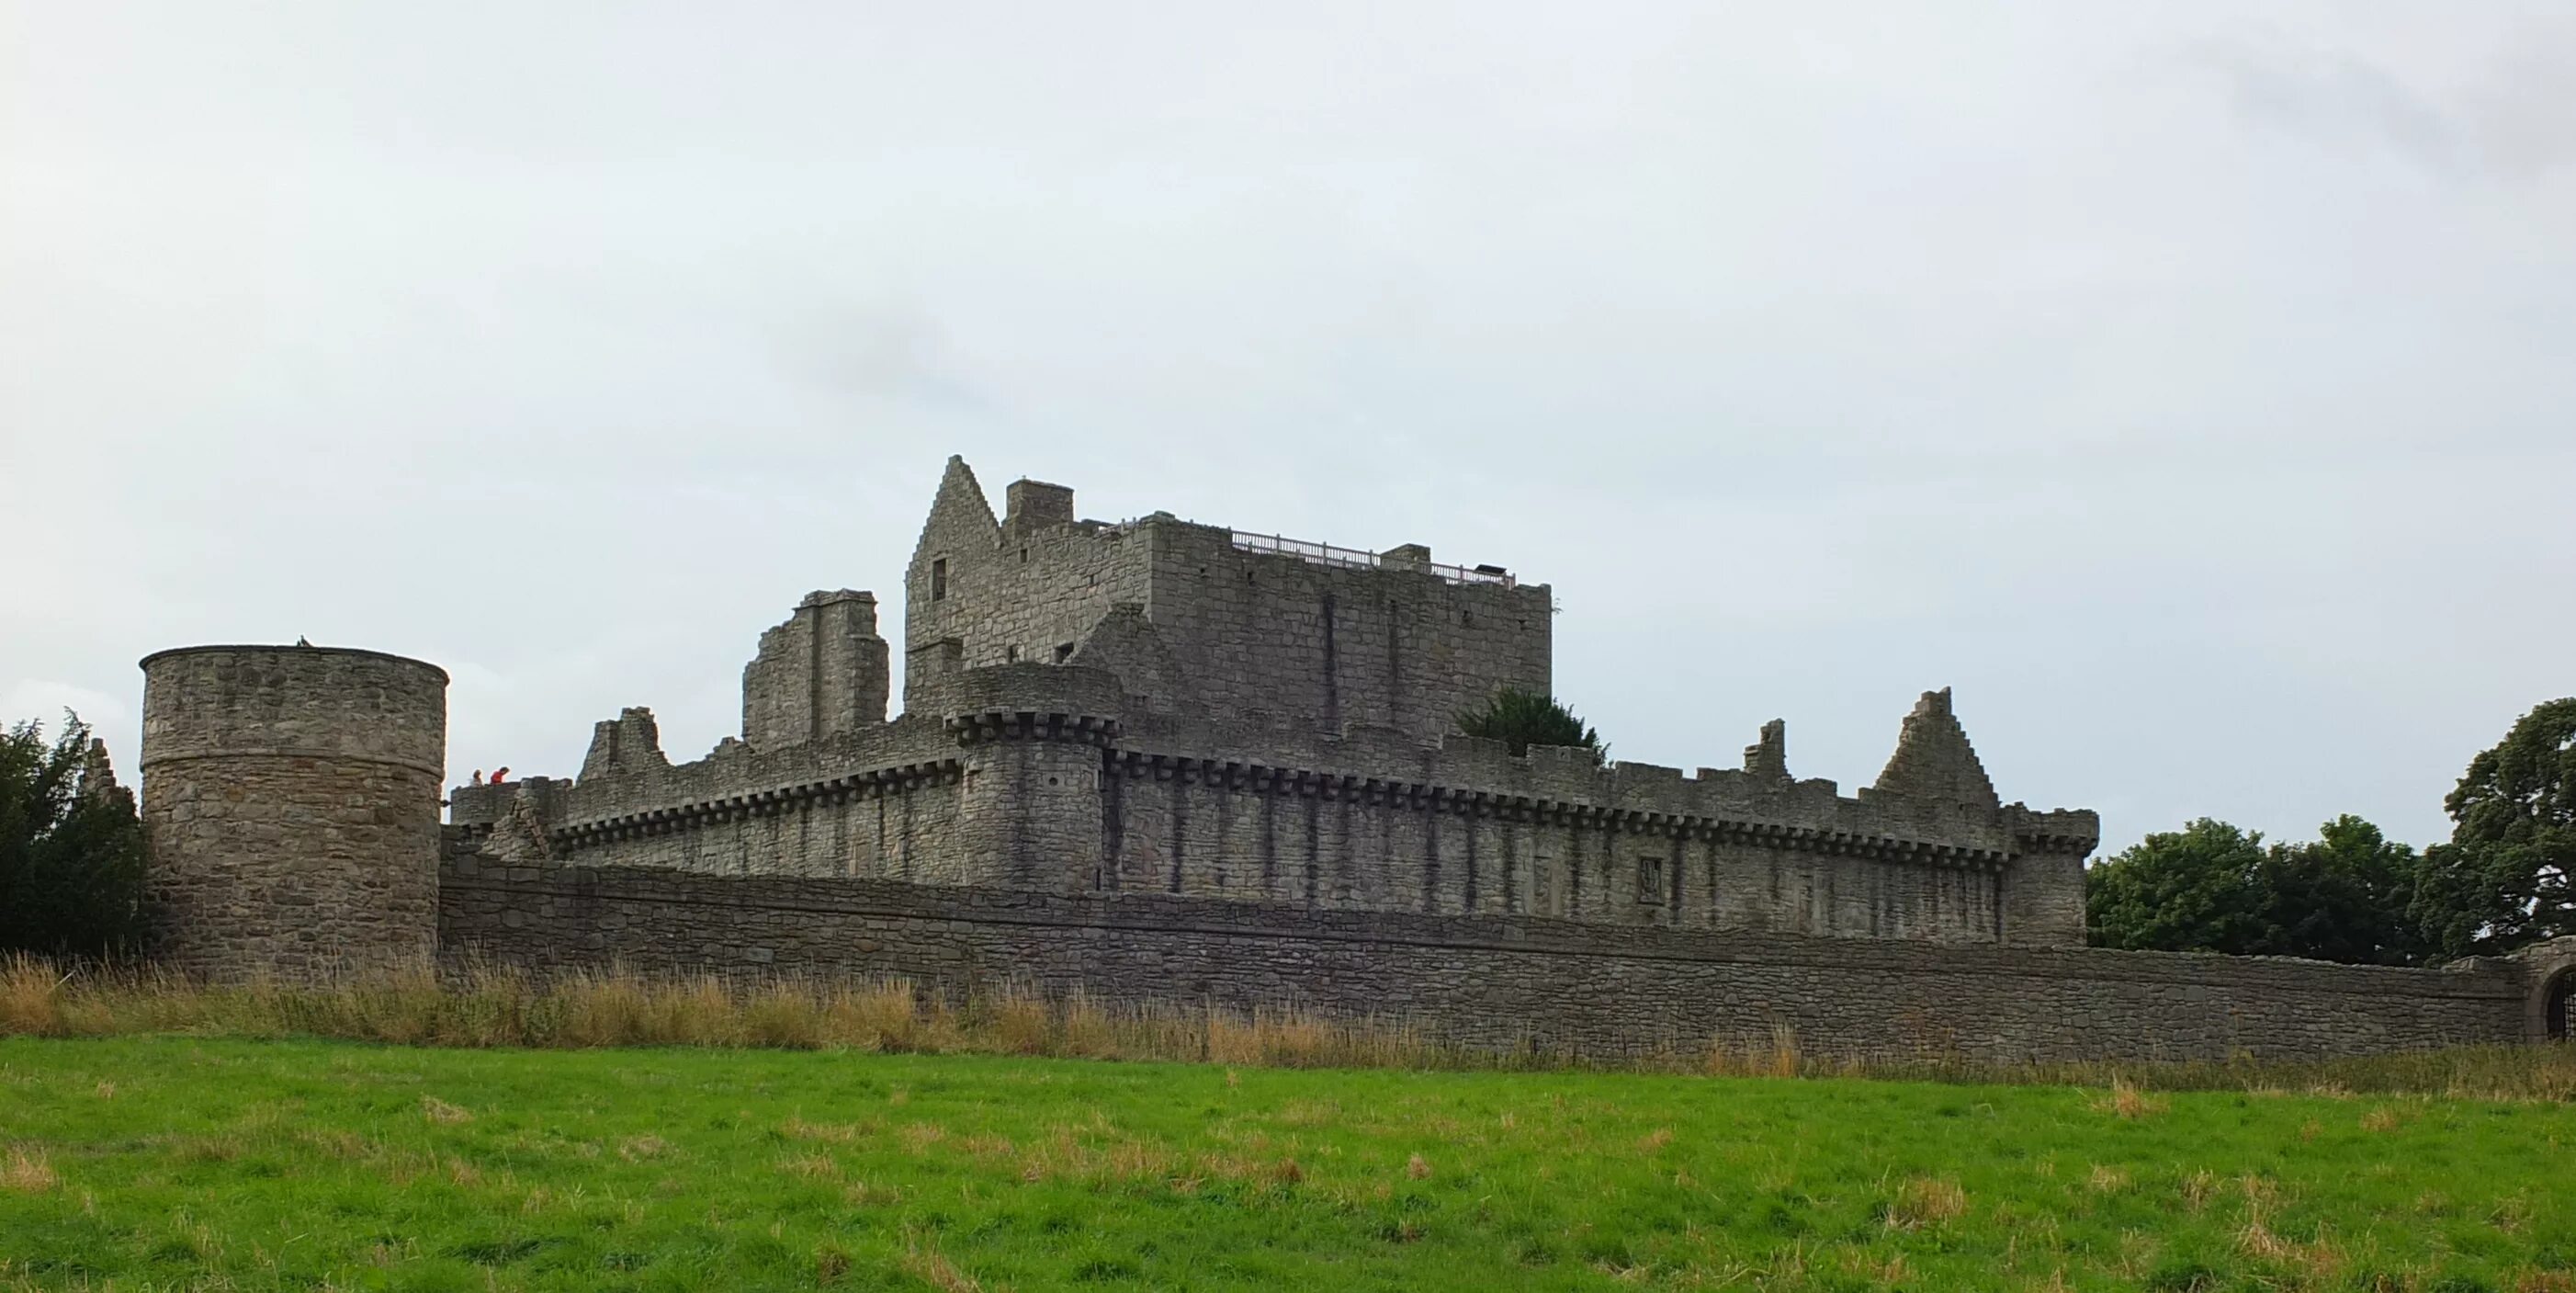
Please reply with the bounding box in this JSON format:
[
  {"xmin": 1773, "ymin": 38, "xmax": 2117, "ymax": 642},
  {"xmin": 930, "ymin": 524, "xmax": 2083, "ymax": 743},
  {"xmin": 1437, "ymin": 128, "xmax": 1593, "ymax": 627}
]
[
  {"xmin": 4, "ymin": 953, "xmax": 2572, "ymax": 1099},
  {"xmin": 0, "ymin": 954, "xmax": 1460, "ymax": 1069}
]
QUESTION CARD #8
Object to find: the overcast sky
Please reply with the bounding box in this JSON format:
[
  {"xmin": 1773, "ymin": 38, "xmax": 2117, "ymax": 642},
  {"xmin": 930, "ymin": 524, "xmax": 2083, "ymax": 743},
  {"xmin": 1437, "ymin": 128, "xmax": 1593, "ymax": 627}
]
[{"xmin": 5, "ymin": 2, "xmax": 2570, "ymax": 857}]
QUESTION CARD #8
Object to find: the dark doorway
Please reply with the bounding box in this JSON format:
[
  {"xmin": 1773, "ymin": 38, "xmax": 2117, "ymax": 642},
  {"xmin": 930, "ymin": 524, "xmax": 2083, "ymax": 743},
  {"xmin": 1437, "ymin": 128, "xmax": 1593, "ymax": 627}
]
[{"xmin": 2548, "ymin": 969, "xmax": 2575, "ymax": 1042}]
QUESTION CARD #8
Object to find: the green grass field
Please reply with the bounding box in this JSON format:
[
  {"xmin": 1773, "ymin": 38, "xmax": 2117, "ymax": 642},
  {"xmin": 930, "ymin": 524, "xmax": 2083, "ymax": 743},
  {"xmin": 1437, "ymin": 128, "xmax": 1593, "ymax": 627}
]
[{"xmin": 2, "ymin": 1038, "xmax": 2570, "ymax": 1291}]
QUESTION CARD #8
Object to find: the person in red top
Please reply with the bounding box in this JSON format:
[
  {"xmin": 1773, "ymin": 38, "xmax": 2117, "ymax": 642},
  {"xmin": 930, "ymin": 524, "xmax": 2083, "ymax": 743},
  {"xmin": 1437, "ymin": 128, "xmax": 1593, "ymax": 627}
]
[{"xmin": 490, "ymin": 766, "xmax": 511, "ymax": 785}]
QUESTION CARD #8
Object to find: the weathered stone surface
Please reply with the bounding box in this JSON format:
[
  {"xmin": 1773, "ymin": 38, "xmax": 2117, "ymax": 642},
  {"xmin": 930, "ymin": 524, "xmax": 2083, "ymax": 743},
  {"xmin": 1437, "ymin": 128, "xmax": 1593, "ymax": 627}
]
[
  {"xmin": 742, "ymin": 590, "xmax": 888, "ymax": 749},
  {"xmin": 437, "ymin": 861, "xmax": 2529, "ymax": 1063},
  {"xmin": 480, "ymin": 458, "xmax": 2097, "ymax": 947},
  {"xmin": 139, "ymin": 645, "xmax": 446, "ymax": 980},
  {"xmin": 135, "ymin": 457, "xmax": 2574, "ymax": 1057},
  {"xmin": 902, "ymin": 456, "xmax": 1551, "ymax": 744}
]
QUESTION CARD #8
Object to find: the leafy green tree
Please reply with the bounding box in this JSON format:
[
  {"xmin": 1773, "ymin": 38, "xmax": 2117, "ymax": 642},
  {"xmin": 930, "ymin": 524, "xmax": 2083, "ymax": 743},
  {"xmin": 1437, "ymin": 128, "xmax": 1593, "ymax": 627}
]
[
  {"xmin": 0, "ymin": 712, "xmax": 148, "ymax": 958},
  {"xmin": 2086, "ymin": 815, "xmax": 2427, "ymax": 963},
  {"xmin": 2254, "ymin": 815, "xmax": 2425, "ymax": 966},
  {"xmin": 2412, "ymin": 698, "xmax": 2576, "ymax": 959},
  {"xmin": 2085, "ymin": 818, "xmax": 2271, "ymax": 955},
  {"xmin": 1455, "ymin": 688, "xmax": 1603, "ymax": 759}
]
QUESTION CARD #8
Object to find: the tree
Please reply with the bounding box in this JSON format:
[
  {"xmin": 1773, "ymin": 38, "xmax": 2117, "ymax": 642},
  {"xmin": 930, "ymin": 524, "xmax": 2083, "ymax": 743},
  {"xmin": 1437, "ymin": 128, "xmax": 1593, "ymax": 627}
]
[
  {"xmin": 1455, "ymin": 688, "xmax": 1603, "ymax": 759},
  {"xmin": 2085, "ymin": 815, "xmax": 2427, "ymax": 964},
  {"xmin": 2085, "ymin": 818, "xmax": 2270, "ymax": 956},
  {"xmin": 2254, "ymin": 814, "xmax": 2425, "ymax": 966},
  {"xmin": 0, "ymin": 712, "xmax": 148, "ymax": 958},
  {"xmin": 2412, "ymin": 698, "xmax": 2576, "ymax": 960}
]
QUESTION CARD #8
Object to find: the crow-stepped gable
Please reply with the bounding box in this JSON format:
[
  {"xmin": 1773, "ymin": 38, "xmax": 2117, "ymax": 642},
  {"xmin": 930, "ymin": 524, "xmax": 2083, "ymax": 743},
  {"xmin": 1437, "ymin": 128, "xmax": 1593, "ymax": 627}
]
[
  {"xmin": 135, "ymin": 455, "xmax": 2570, "ymax": 1061},
  {"xmin": 444, "ymin": 455, "xmax": 2094, "ymax": 945}
]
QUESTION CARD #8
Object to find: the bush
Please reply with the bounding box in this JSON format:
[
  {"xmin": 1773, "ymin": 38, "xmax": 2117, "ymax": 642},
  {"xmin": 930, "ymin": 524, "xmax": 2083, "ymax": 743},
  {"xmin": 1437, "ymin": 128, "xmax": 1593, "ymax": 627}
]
[
  {"xmin": 0, "ymin": 712, "xmax": 147, "ymax": 958},
  {"xmin": 1455, "ymin": 688, "xmax": 1603, "ymax": 759}
]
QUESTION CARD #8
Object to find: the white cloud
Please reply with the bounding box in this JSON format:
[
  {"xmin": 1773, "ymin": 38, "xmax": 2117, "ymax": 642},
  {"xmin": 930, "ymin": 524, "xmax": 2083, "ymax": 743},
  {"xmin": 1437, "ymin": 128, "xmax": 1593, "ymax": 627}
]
[{"xmin": 3, "ymin": 0, "xmax": 2570, "ymax": 853}]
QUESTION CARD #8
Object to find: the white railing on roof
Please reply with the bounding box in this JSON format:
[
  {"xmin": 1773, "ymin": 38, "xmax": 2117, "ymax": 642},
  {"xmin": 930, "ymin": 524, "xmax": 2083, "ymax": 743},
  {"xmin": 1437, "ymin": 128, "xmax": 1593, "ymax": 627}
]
[{"xmin": 1227, "ymin": 531, "xmax": 1516, "ymax": 588}]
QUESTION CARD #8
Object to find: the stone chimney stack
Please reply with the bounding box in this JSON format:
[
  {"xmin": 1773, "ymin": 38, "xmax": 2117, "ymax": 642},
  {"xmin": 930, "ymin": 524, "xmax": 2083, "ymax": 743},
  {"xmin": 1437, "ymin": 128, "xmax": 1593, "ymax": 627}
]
[{"xmin": 1004, "ymin": 480, "xmax": 1075, "ymax": 537}]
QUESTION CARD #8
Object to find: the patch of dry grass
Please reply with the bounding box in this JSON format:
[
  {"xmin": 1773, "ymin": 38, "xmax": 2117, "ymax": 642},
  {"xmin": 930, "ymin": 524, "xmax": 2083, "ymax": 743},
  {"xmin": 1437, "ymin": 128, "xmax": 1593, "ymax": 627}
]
[
  {"xmin": 1887, "ymin": 1176, "xmax": 1967, "ymax": 1230},
  {"xmin": 2093, "ymin": 1078, "xmax": 2169, "ymax": 1119},
  {"xmin": 1, "ymin": 1147, "xmax": 58, "ymax": 1193},
  {"xmin": 899, "ymin": 1229, "xmax": 985, "ymax": 1293}
]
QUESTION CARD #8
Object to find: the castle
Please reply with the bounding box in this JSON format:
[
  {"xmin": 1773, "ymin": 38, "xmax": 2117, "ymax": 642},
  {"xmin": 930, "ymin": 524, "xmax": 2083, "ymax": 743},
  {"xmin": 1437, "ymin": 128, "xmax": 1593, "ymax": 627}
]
[{"xmin": 134, "ymin": 457, "xmax": 2576, "ymax": 1060}]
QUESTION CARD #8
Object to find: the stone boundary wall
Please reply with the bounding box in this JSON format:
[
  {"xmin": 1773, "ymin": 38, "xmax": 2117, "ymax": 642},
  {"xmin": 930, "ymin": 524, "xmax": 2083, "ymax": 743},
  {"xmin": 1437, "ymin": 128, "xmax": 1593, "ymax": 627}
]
[{"xmin": 436, "ymin": 860, "xmax": 2526, "ymax": 1063}]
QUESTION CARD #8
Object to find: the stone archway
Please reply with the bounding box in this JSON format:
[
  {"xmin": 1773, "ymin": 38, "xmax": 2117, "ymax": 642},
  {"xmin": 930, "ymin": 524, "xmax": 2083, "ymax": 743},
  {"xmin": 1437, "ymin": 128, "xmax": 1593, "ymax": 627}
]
[{"xmin": 2512, "ymin": 936, "xmax": 2576, "ymax": 1043}]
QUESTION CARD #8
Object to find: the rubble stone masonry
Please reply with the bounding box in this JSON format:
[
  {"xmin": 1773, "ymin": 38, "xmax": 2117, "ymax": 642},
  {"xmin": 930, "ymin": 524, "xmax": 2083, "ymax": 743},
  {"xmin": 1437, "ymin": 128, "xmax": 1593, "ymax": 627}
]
[
  {"xmin": 436, "ymin": 858, "xmax": 2528, "ymax": 1063},
  {"xmin": 133, "ymin": 456, "xmax": 2573, "ymax": 1055},
  {"xmin": 140, "ymin": 646, "xmax": 446, "ymax": 979}
]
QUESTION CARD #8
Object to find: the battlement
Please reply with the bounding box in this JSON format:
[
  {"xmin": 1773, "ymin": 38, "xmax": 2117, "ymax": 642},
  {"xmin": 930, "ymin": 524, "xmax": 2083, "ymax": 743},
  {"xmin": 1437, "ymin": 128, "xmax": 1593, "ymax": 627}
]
[
  {"xmin": 127, "ymin": 456, "xmax": 2561, "ymax": 1056},
  {"xmin": 425, "ymin": 455, "xmax": 2093, "ymax": 945},
  {"xmin": 901, "ymin": 457, "xmax": 1550, "ymax": 743},
  {"xmin": 459, "ymin": 641, "xmax": 2094, "ymax": 944}
]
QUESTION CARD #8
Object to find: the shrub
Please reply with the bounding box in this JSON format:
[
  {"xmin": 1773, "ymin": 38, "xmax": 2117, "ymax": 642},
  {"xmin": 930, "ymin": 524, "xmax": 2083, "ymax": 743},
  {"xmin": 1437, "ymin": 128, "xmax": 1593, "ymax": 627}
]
[{"xmin": 0, "ymin": 712, "xmax": 147, "ymax": 958}]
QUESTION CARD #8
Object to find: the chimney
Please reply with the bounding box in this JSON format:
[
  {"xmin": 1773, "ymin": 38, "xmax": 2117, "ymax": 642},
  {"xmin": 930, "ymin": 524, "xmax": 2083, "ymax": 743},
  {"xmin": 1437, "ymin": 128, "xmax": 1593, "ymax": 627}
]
[{"xmin": 1005, "ymin": 480, "xmax": 1075, "ymax": 536}]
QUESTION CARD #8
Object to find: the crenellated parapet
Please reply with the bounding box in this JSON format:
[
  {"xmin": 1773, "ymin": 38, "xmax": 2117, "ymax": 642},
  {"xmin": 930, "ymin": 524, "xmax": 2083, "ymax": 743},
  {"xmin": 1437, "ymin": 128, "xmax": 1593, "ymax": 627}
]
[
  {"xmin": 1108, "ymin": 698, "xmax": 2038, "ymax": 863},
  {"xmin": 550, "ymin": 758, "xmax": 966, "ymax": 852},
  {"xmin": 2007, "ymin": 806, "xmax": 2103, "ymax": 856},
  {"xmin": 421, "ymin": 458, "xmax": 2103, "ymax": 944},
  {"xmin": 947, "ymin": 713, "xmax": 1123, "ymax": 745},
  {"xmin": 479, "ymin": 665, "xmax": 1127, "ymax": 873},
  {"xmin": 1101, "ymin": 747, "xmax": 2019, "ymax": 870},
  {"xmin": 924, "ymin": 663, "xmax": 1126, "ymax": 743},
  {"xmin": 440, "ymin": 645, "xmax": 2092, "ymax": 941},
  {"xmin": 542, "ymin": 715, "xmax": 959, "ymax": 832}
]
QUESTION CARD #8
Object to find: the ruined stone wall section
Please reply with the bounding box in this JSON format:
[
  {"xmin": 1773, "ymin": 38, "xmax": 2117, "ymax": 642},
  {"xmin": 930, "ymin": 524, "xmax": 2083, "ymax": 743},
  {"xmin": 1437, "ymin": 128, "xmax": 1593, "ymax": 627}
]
[
  {"xmin": 1141, "ymin": 520, "xmax": 1553, "ymax": 744},
  {"xmin": 898, "ymin": 457, "xmax": 1549, "ymax": 743},
  {"xmin": 437, "ymin": 863, "xmax": 2529, "ymax": 1063},
  {"xmin": 741, "ymin": 591, "xmax": 889, "ymax": 749},
  {"xmin": 542, "ymin": 714, "xmax": 956, "ymax": 826},
  {"xmin": 503, "ymin": 772, "xmax": 970, "ymax": 883},
  {"xmin": 1869, "ymin": 687, "xmax": 2001, "ymax": 811},
  {"xmin": 901, "ymin": 459, "xmax": 1153, "ymax": 716},
  {"xmin": 140, "ymin": 646, "xmax": 447, "ymax": 980},
  {"xmin": 473, "ymin": 664, "xmax": 2096, "ymax": 947}
]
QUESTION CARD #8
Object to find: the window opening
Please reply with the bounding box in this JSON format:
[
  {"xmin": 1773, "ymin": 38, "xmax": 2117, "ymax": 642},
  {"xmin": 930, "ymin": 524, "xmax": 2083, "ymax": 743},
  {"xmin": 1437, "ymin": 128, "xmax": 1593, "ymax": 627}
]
[{"xmin": 1635, "ymin": 856, "xmax": 1665, "ymax": 904}]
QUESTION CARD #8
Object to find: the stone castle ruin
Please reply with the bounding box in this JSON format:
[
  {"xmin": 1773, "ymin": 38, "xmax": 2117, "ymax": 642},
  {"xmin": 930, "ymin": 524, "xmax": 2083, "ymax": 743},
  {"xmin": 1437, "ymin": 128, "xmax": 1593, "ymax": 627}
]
[{"xmin": 134, "ymin": 457, "xmax": 2576, "ymax": 1060}]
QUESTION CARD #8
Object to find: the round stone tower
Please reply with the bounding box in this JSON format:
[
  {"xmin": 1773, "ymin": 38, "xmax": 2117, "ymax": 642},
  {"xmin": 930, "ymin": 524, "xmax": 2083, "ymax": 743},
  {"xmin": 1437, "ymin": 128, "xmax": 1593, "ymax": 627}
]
[{"xmin": 137, "ymin": 645, "xmax": 448, "ymax": 980}]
